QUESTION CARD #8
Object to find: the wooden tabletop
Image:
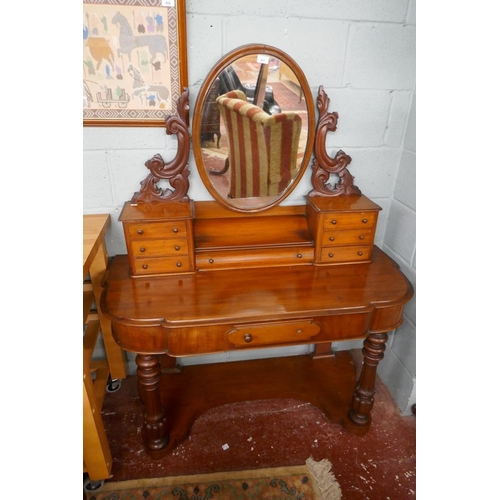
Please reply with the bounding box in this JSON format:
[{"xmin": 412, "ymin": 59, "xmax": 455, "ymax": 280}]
[
  {"xmin": 102, "ymin": 246, "xmax": 413, "ymax": 329},
  {"xmin": 83, "ymin": 214, "xmax": 111, "ymax": 280}
]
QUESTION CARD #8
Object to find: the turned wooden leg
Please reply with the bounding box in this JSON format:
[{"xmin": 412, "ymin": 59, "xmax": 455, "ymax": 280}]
[
  {"xmin": 348, "ymin": 332, "xmax": 388, "ymax": 429},
  {"xmin": 136, "ymin": 354, "xmax": 169, "ymax": 451}
]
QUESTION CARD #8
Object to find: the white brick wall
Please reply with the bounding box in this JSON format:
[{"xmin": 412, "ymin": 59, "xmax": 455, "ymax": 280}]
[
  {"xmin": 83, "ymin": 0, "xmax": 416, "ymax": 413},
  {"xmin": 379, "ymin": 92, "xmax": 416, "ymax": 414},
  {"xmin": 343, "ymin": 23, "xmax": 416, "ymax": 89}
]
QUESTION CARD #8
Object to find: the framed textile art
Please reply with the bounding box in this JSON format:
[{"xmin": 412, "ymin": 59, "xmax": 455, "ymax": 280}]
[{"xmin": 83, "ymin": 0, "xmax": 188, "ymax": 127}]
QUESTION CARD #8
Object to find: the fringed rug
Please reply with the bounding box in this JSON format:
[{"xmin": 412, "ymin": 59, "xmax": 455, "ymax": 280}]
[{"xmin": 86, "ymin": 458, "xmax": 342, "ymax": 499}]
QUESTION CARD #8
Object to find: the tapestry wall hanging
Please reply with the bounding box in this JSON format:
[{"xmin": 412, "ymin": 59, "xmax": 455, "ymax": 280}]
[{"xmin": 83, "ymin": 0, "xmax": 188, "ymax": 126}]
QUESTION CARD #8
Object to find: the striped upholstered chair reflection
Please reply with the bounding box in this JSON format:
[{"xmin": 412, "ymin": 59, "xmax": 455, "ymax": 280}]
[{"xmin": 216, "ymin": 90, "xmax": 302, "ymax": 199}]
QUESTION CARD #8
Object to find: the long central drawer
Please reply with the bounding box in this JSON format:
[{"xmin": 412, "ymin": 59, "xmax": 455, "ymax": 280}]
[
  {"xmin": 196, "ymin": 245, "xmax": 314, "ymax": 271},
  {"xmin": 165, "ymin": 312, "xmax": 371, "ymax": 356}
]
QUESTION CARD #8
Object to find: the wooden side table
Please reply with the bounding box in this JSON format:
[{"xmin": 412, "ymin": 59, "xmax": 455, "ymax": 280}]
[{"xmin": 83, "ymin": 214, "xmax": 127, "ymax": 481}]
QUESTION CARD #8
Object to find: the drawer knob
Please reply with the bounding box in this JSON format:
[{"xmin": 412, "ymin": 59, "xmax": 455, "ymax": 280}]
[
  {"xmin": 140, "ymin": 247, "xmax": 145, "ymax": 252},
  {"xmin": 176, "ymin": 262, "xmax": 182, "ymax": 267},
  {"xmin": 297, "ymin": 253, "xmax": 302, "ymax": 258},
  {"xmin": 173, "ymin": 227, "xmax": 179, "ymax": 233},
  {"xmin": 175, "ymin": 246, "xmax": 180, "ymax": 251},
  {"xmin": 362, "ymin": 219, "xmax": 368, "ymax": 223},
  {"xmin": 137, "ymin": 229, "xmax": 143, "ymax": 235},
  {"xmin": 331, "ymin": 220, "xmax": 337, "ymax": 225},
  {"xmin": 359, "ymin": 235, "xmax": 364, "ymax": 240},
  {"xmin": 244, "ymin": 334, "xmax": 252, "ymax": 343},
  {"xmin": 209, "ymin": 258, "xmax": 214, "ymax": 264},
  {"xmin": 358, "ymin": 251, "xmax": 363, "ymax": 256},
  {"xmin": 329, "ymin": 253, "xmax": 334, "ymax": 258},
  {"xmin": 329, "ymin": 236, "xmax": 335, "ymax": 241},
  {"xmin": 142, "ymin": 264, "xmax": 148, "ymax": 269}
]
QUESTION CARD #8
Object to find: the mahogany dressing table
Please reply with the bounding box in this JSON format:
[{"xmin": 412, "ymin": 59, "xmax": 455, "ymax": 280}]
[{"xmin": 101, "ymin": 44, "xmax": 413, "ymax": 455}]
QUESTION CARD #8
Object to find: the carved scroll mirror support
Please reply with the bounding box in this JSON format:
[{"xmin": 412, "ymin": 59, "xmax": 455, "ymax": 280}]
[
  {"xmin": 309, "ymin": 85, "xmax": 361, "ymax": 197},
  {"xmin": 131, "ymin": 90, "xmax": 191, "ymax": 203}
]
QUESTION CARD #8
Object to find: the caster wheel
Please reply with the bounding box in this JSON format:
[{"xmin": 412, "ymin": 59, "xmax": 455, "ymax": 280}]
[
  {"xmin": 106, "ymin": 378, "xmax": 121, "ymax": 393},
  {"xmin": 83, "ymin": 476, "xmax": 105, "ymax": 493}
]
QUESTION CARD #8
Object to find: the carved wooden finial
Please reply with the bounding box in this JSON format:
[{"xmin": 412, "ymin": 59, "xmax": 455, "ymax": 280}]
[
  {"xmin": 308, "ymin": 86, "xmax": 361, "ymax": 197},
  {"xmin": 131, "ymin": 89, "xmax": 191, "ymax": 203}
]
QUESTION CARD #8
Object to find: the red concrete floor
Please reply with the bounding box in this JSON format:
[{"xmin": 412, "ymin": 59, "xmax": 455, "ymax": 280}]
[{"xmin": 99, "ymin": 350, "xmax": 416, "ymax": 499}]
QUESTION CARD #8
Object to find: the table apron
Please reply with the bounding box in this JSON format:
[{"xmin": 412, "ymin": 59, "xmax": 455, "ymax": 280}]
[{"xmin": 111, "ymin": 302, "xmax": 406, "ymax": 356}]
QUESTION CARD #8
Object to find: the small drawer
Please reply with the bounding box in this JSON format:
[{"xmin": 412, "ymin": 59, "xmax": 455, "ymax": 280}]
[
  {"xmin": 196, "ymin": 246, "xmax": 314, "ymax": 271},
  {"xmin": 126, "ymin": 221, "xmax": 187, "ymax": 240},
  {"xmin": 321, "ymin": 229, "xmax": 374, "ymax": 247},
  {"xmin": 227, "ymin": 320, "xmax": 321, "ymax": 348},
  {"xmin": 132, "ymin": 255, "xmax": 192, "ymax": 275},
  {"xmin": 322, "ymin": 212, "xmax": 377, "ymax": 230},
  {"xmin": 319, "ymin": 245, "xmax": 372, "ymax": 264},
  {"xmin": 130, "ymin": 238, "xmax": 188, "ymax": 257}
]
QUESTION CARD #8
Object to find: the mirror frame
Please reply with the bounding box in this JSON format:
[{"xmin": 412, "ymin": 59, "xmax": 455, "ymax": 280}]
[{"xmin": 192, "ymin": 44, "xmax": 316, "ymax": 213}]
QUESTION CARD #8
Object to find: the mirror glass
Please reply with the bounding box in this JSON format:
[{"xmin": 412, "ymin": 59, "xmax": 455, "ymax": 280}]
[{"xmin": 193, "ymin": 44, "xmax": 315, "ymax": 212}]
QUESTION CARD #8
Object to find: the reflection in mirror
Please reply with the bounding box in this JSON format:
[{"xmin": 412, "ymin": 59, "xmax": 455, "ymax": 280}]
[
  {"xmin": 215, "ymin": 89, "xmax": 303, "ymax": 199},
  {"xmin": 193, "ymin": 45, "xmax": 314, "ymax": 212}
]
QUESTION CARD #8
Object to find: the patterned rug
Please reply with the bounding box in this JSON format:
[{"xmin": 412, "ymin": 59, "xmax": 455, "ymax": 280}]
[{"xmin": 85, "ymin": 458, "xmax": 342, "ymax": 500}]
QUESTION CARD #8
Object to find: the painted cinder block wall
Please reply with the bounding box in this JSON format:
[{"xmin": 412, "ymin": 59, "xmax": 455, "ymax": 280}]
[{"xmin": 83, "ymin": 0, "xmax": 416, "ymax": 414}]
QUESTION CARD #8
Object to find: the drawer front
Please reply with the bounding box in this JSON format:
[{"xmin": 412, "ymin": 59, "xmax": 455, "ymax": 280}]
[
  {"xmin": 322, "ymin": 212, "xmax": 377, "ymax": 230},
  {"xmin": 319, "ymin": 245, "xmax": 372, "ymax": 263},
  {"xmin": 321, "ymin": 229, "xmax": 374, "ymax": 247},
  {"xmin": 165, "ymin": 312, "xmax": 371, "ymax": 356},
  {"xmin": 130, "ymin": 238, "xmax": 188, "ymax": 257},
  {"xmin": 126, "ymin": 221, "xmax": 187, "ymax": 240},
  {"xmin": 227, "ymin": 320, "xmax": 321, "ymax": 347},
  {"xmin": 132, "ymin": 255, "xmax": 192, "ymax": 275},
  {"xmin": 196, "ymin": 246, "xmax": 314, "ymax": 270}
]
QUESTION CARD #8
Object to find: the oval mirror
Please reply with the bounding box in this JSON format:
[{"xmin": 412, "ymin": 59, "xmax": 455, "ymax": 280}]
[{"xmin": 193, "ymin": 44, "xmax": 315, "ymax": 212}]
